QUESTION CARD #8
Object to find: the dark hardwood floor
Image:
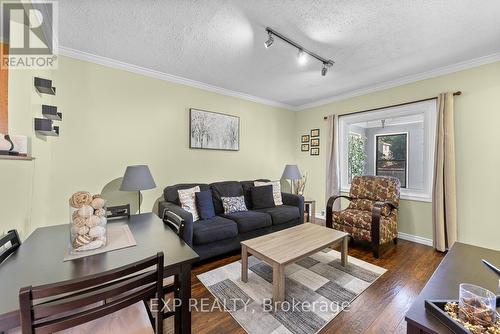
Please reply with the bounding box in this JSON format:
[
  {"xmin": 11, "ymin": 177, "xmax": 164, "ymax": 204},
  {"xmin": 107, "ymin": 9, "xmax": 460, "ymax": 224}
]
[{"xmin": 188, "ymin": 238, "xmax": 444, "ymax": 334}]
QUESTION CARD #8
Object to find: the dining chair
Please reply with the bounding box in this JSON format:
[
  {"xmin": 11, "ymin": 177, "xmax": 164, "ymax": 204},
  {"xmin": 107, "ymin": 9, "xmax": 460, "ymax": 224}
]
[
  {"xmin": 0, "ymin": 229, "xmax": 21, "ymax": 264},
  {"xmin": 106, "ymin": 204, "xmax": 131, "ymax": 219},
  {"xmin": 161, "ymin": 210, "xmax": 185, "ymax": 290},
  {"xmin": 17, "ymin": 252, "xmax": 164, "ymax": 334}
]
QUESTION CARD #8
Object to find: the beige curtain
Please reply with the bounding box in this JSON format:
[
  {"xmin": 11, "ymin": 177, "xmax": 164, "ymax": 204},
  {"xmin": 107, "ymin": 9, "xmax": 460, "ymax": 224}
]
[
  {"xmin": 325, "ymin": 114, "xmax": 340, "ymax": 211},
  {"xmin": 432, "ymin": 93, "xmax": 458, "ymax": 252}
]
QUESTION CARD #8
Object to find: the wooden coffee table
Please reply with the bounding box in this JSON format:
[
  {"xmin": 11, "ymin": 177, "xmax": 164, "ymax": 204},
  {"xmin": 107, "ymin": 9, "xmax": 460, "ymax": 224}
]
[{"xmin": 240, "ymin": 223, "xmax": 349, "ymax": 303}]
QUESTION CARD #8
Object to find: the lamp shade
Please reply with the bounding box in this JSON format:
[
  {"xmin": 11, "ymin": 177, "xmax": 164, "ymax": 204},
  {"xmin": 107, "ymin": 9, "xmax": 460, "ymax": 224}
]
[
  {"xmin": 281, "ymin": 164, "xmax": 302, "ymax": 180},
  {"xmin": 120, "ymin": 165, "xmax": 156, "ymax": 191}
]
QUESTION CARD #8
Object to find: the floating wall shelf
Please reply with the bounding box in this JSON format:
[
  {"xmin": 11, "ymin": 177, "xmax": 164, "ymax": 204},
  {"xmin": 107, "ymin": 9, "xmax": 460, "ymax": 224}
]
[
  {"xmin": 35, "ymin": 118, "xmax": 59, "ymax": 136},
  {"xmin": 34, "ymin": 77, "xmax": 56, "ymax": 95},
  {"xmin": 42, "ymin": 105, "xmax": 62, "ymax": 121}
]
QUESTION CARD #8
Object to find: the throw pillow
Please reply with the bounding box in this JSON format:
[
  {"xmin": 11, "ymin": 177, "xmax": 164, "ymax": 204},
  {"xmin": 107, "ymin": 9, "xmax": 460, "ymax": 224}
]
[
  {"xmin": 195, "ymin": 190, "xmax": 215, "ymax": 220},
  {"xmin": 178, "ymin": 186, "xmax": 200, "ymax": 221},
  {"xmin": 221, "ymin": 196, "xmax": 248, "ymax": 214},
  {"xmin": 254, "ymin": 180, "xmax": 283, "ymax": 206},
  {"xmin": 251, "ymin": 185, "xmax": 275, "ymax": 209}
]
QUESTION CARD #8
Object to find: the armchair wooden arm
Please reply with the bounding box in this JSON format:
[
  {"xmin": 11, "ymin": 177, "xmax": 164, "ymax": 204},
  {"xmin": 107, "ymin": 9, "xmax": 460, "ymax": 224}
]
[
  {"xmin": 371, "ymin": 201, "xmax": 399, "ymax": 258},
  {"xmin": 325, "ymin": 195, "xmax": 352, "ymax": 228}
]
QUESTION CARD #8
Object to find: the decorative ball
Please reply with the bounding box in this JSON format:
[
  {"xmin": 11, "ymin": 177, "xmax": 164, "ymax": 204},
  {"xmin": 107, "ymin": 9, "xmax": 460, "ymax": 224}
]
[
  {"xmin": 94, "ymin": 208, "xmax": 106, "ymax": 217},
  {"xmin": 69, "ymin": 191, "xmax": 92, "ymax": 209},
  {"xmin": 86, "ymin": 215, "xmax": 100, "ymax": 228},
  {"xmin": 89, "ymin": 226, "xmax": 106, "ymax": 238},
  {"xmin": 90, "ymin": 197, "xmax": 106, "ymax": 210},
  {"xmin": 77, "ymin": 205, "xmax": 94, "ymax": 218},
  {"xmin": 77, "ymin": 226, "xmax": 90, "ymax": 235},
  {"xmin": 73, "ymin": 234, "xmax": 92, "ymax": 248},
  {"xmin": 73, "ymin": 216, "xmax": 87, "ymax": 227}
]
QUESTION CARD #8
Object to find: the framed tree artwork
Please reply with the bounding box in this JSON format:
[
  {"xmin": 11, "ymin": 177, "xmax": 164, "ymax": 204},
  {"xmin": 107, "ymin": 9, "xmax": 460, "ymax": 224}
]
[{"xmin": 189, "ymin": 108, "xmax": 240, "ymax": 151}]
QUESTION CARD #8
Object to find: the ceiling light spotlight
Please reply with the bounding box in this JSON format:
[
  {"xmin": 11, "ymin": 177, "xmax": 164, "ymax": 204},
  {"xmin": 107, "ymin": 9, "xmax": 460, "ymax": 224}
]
[
  {"xmin": 297, "ymin": 49, "xmax": 307, "ymax": 65},
  {"xmin": 264, "ymin": 32, "xmax": 274, "ymax": 48},
  {"xmin": 321, "ymin": 62, "xmax": 332, "ymax": 76}
]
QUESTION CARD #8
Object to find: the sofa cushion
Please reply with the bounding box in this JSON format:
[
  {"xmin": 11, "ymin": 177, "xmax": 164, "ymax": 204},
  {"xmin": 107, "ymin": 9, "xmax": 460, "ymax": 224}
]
[
  {"xmin": 221, "ymin": 196, "xmax": 248, "ymax": 214},
  {"xmin": 192, "ymin": 216, "xmax": 238, "ymax": 245},
  {"xmin": 255, "ymin": 205, "xmax": 300, "ymax": 226},
  {"xmin": 251, "ymin": 185, "xmax": 275, "ymax": 209},
  {"xmin": 164, "ymin": 183, "xmax": 209, "ymax": 204},
  {"xmin": 195, "ymin": 190, "xmax": 215, "ymax": 219},
  {"xmin": 178, "ymin": 186, "xmax": 200, "ymax": 221},
  {"xmin": 210, "ymin": 181, "xmax": 244, "ymax": 214},
  {"xmin": 222, "ymin": 211, "xmax": 272, "ymax": 233},
  {"xmin": 240, "ymin": 179, "xmax": 270, "ymax": 210},
  {"xmin": 254, "ymin": 180, "xmax": 283, "ymax": 205}
]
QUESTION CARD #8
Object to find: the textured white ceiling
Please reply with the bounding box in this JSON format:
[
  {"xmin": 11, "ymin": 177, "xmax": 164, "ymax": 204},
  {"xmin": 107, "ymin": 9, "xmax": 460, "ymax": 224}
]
[{"xmin": 58, "ymin": 0, "xmax": 500, "ymax": 108}]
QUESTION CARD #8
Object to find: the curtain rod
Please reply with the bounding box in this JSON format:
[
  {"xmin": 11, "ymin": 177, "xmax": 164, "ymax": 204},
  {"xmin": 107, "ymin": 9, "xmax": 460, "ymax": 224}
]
[{"xmin": 323, "ymin": 91, "xmax": 462, "ymax": 120}]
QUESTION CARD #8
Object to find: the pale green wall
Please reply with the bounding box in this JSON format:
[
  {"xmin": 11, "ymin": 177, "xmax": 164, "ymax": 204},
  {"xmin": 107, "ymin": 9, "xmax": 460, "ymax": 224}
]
[
  {"xmin": 2, "ymin": 55, "xmax": 499, "ymax": 251},
  {"xmin": 295, "ymin": 61, "xmax": 500, "ymax": 250},
  {"xmin": 1, "ymin": 56, "xmax": 296, "ymax": 238}
]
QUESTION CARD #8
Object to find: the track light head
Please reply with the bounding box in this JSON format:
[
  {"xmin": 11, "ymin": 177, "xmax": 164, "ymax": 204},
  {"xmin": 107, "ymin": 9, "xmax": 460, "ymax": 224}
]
[
  {"xmin": 297, "ymin": 49, "xmax": 307, "ymax": 65},
  {"xmin": 264, "ymin": 32, "xmax": 274, "ymax": 48},
  {"xmin": 321, "ymin": 62, "xmax": 333, "ymax": 76}
]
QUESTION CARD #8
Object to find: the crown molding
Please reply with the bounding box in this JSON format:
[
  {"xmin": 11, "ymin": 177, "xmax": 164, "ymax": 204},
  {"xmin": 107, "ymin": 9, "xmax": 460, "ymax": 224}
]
[
  {"xmin": 296, "ymin": 52, "xmax": 500, "ymax": 111},
  {"xmin": 58, "ymin": 47, "xmax": 500, "ymax": 112},
  {"xmin": 58, "ymin": 46, "xmax": 295, "ymax": 110}
]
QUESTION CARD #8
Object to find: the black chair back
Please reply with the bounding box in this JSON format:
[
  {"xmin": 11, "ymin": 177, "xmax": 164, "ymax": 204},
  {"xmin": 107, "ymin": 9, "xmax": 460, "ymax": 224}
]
[
  {"xmin": 19, "ymin": 252, "xmax": 164, "ymax": 334},
  {"xmin": 0, "ymin": 229, "xmax": 21, "ymax": 264}
]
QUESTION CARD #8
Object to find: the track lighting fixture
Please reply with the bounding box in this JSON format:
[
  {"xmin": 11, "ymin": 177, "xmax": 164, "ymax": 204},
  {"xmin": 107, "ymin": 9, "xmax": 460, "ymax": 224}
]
[
  {"xmin": 264, "ymin": 32, "xmax": 274, "ymax": 48},
  {"xmin": 264, "ymin": 27, "xmax": 334, "ymax": 76}
]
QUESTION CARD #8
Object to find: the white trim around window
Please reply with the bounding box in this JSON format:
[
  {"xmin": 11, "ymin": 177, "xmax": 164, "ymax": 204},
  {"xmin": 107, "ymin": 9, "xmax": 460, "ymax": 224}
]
[{"xmin": 338, "ymin": 100, "xmax": 437, "ymax": 202}]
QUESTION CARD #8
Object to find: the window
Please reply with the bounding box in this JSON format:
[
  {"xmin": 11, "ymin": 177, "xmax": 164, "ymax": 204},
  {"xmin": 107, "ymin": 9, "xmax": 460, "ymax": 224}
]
[
  {"xmin": 375, "ymin": 133, "xmax": 408, "ymax": 187},
  {"xmin": 338, "ymin": 100, "xmax": 437, "ymax": 202}
]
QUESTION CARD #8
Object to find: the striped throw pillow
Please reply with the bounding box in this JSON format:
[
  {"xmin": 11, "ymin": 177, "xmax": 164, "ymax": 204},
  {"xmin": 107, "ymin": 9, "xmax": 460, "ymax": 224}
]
[{"xmin": 178, "ymin": 186, "xmax": 200, "ymax": 221}]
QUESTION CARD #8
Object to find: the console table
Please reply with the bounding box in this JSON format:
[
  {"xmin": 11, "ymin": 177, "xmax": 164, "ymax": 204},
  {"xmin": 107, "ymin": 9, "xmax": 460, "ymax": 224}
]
[{"xmin": 405, "ymin": 242, "xmax": 500, "ymax": 334}]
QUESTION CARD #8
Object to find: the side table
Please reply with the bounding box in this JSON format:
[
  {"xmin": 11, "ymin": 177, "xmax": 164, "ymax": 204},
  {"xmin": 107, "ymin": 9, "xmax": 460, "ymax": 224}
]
[{"xmin": 304, "ymin": 198, "xmax": 316, "ymax": 224}]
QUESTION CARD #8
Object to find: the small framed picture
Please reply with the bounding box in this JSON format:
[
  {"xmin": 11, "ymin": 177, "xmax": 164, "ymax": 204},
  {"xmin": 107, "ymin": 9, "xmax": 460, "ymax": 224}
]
[
  {"xmin": 301, "ymin": 144, "xmax": 309, "ymax": 152},
  {"xmin": 310, "ymin": 147, "xmax": 319, "ymax": 156},
  {"xmin": 311, "ymin": 138, "xmax": 320, "ymax": 147},
  {"xmin": 311, "ymin": 129, "xmax": 320, "ymax": 137},
  {"xmin": 301, "ymin": 135, "xmax": 310, "ymax": 143}
]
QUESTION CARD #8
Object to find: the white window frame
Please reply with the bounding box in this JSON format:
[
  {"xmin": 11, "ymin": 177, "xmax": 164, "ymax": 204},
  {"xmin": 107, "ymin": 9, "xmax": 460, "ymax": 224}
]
[{"xmin": 338, "ymin": 100, "xmax": 437, "ymax": 202}]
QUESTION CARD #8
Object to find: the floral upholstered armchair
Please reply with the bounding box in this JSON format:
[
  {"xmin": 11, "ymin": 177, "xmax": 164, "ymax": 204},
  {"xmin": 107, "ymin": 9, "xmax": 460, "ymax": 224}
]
[{"xmin": 326, "ymin": 176, "xmax": 400, "ymax": 258}]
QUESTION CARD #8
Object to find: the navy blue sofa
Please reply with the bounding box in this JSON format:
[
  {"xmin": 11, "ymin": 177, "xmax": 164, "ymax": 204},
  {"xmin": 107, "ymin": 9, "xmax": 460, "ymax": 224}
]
[{"xmin": 158, "ymin": 180, "xmax": 304, "ymax": 261}]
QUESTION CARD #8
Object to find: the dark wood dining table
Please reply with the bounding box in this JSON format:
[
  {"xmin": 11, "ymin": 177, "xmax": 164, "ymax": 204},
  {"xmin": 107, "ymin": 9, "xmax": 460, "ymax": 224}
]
[{"xmin": 0, "ymin": 213, "xmax": 199, "ymax": 333}]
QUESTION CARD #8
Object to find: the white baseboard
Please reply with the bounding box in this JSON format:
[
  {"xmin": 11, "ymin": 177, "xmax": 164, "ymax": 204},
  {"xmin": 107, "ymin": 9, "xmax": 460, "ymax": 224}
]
[{"xmin": 397, "ymin": 232, "xmax": 433, "ymax": 247}]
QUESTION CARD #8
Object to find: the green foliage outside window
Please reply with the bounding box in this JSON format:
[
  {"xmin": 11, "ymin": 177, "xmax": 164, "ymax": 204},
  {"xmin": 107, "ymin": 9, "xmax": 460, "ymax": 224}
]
[{"xmin": 348, "ymin": 134, "xmax": 366, "ymax": 182}]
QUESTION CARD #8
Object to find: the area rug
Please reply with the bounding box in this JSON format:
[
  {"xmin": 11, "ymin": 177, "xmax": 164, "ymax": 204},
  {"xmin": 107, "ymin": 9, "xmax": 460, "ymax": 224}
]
[{"xmin": 197, "ymin": 249, "xmax": 386, "ymax": 334}]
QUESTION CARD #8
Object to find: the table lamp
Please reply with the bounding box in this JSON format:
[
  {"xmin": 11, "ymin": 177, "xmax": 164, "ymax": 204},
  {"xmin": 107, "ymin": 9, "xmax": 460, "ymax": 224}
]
[
  {"xmin": 120, "ymin": 165, "xmax": 156, "ymax": 213},
  {"xmin": 282, "ymin": 164, "xmax": 302, "ymax": 194}
]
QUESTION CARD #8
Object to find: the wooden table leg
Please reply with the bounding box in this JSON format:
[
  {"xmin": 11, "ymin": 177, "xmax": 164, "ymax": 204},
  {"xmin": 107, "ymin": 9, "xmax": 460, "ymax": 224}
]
[
  {"xmin": 341, "ymin": 236, "xmax": 349, "ymax": 267},
  {"xmin": 241, "ymin": 245, "xmax": 248, "ymax": 283},
  {"xmin": 180, "ymin": 263, "xmax": 192, "ymax": 334},
  {"xmin": 272, "ymin": 263, "xmax": 285, "ymax": 304},
  {"xmin": 174, "ymin": 271, "xmax": 181, "ymax": 334},
  {"xmin": 311, "ymin": 201, "xmax": 316, "ymax": 224}
]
